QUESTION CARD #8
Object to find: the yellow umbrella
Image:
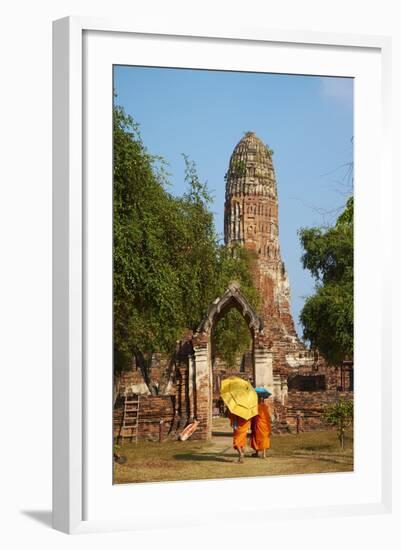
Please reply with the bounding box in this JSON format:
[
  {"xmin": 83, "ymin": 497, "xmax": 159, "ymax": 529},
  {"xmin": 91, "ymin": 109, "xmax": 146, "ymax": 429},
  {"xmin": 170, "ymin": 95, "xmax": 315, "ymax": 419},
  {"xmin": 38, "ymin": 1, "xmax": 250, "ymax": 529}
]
[{"xmin": 220, "ymin": 376, "xmax": 258, "ymax": 420}]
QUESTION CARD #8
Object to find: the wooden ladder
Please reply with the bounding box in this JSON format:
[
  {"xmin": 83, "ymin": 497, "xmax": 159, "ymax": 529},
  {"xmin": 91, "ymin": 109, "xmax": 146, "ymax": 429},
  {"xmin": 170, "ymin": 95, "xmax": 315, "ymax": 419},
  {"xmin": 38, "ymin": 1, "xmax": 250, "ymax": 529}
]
[{"xmin": 121, "ymin": 393, "xmax": 140, "ymax": 443}]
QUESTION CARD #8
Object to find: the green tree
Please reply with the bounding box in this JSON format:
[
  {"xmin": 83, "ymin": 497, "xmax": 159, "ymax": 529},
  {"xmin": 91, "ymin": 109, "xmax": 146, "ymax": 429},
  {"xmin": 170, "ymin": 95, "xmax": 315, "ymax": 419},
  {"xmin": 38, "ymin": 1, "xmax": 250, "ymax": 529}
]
[
  {"xmin": 322, "ymin": 399, "xmax": 353, "ymax": 448},
  {"xmin": 299, "ymin": 197, "xmax": 353, "ymax": 365},
  {"xmin": 113, "ymin": 105, "xmax": 186, "ymax": 391},
  {"xmin": 212, "ymin": 310, "xmax": 252, "ymax": 368},
  {"xmin": 212, "ymin": 245, "xmax": 260, "ymax": 367},
  {"xmin": 113, "ymin": 105, "xmax": 259, "ymax": 388}
]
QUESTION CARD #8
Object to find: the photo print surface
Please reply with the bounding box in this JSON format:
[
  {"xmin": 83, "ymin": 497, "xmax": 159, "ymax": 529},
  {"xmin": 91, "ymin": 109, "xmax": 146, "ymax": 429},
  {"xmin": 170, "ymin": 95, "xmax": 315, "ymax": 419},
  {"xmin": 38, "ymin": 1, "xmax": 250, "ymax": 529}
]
[{"xmin": 112, "ymin": 66, "xmax": 354, "ymax": 484}]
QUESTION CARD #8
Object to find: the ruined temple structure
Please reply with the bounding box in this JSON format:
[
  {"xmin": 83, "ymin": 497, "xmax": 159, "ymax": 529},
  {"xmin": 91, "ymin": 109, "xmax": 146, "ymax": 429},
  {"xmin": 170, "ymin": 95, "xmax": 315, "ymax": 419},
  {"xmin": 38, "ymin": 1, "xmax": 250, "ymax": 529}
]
[
  {"xmin": 114, "ymin": 132, "xmax": 353, "ymax": 443},
  {"xmin": 224, "ymin": 131, "xmax": 295, "ymax": 334},
  {"xmin": 222, "ymin": 132, "xmax": 316, "ymax": 398}
]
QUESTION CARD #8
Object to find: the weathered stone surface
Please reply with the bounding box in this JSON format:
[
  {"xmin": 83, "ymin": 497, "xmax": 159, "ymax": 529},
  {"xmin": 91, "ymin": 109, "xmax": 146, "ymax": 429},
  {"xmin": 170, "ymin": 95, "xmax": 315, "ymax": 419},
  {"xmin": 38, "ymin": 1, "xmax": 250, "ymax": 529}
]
[
  {"xmin": 114, "ymin": 394, "xmax": 175, "ymax": 442},
  {"xmin": 224, "ymin": 132, "xmax": 295, "ymax": 335}
]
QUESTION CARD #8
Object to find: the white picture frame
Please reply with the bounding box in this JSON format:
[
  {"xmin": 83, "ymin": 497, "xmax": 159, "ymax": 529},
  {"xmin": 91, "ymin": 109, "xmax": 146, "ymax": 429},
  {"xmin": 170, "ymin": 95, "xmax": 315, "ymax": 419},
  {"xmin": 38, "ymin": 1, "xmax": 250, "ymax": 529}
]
[{"xmin": 52, "ymin": 16, "xmax": 392, "ymax": 534}]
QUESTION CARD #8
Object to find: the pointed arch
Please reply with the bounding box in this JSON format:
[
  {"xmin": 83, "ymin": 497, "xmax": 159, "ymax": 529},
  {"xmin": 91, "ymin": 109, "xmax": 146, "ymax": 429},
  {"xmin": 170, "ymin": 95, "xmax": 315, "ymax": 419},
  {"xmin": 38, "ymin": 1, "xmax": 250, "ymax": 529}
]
[{"xmin": 196, "ymin": 282, "xmax": 263, "ymax": 335}]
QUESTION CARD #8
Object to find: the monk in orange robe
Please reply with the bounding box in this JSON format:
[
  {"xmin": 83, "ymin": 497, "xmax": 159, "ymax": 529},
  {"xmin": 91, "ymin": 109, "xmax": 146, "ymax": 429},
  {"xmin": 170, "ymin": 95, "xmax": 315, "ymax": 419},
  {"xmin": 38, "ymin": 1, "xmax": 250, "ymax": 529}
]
[
  {"xmin": 228, "ymin": 413, "xmax": 250, "ymax": 463},
  {"xmin": 250, "ymin": 398, "xmax": 271, "ymax": 458}
]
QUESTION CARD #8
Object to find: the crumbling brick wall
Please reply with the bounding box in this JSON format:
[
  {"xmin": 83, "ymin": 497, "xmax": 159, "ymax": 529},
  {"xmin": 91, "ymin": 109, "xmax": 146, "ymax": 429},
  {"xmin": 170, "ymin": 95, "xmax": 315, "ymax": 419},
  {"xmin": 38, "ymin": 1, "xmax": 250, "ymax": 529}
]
[
  {"xmin": 285, "ymin": 390, "xmax": 353, "ymax": 431},
  {"xmin": 114, "ymin": 395, "xmax": 176, "ymax": 442},
  {"xmin": 113, "ymin": 337, "xmax": 196, "ymax": 443}
]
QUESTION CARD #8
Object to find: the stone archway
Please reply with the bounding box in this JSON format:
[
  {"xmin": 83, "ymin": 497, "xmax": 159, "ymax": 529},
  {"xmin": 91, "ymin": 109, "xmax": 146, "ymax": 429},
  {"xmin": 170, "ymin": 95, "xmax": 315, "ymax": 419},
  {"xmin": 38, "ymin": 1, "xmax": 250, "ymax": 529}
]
[{"xmin": 192, "ymin": 282, "xmax": 273, "ymax": 440}]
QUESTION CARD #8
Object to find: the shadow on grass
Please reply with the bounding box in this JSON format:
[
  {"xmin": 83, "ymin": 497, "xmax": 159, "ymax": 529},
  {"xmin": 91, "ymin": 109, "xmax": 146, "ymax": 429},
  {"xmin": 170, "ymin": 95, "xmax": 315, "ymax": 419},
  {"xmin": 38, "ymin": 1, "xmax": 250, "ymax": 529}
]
[
  {"xmin": 292, "ymin": 452, "xmax": 353, "ymax": 465},
  {"xmin": 173, "ymin": 452, "xmax": 234, "ymax": 463},
  {"xmin": 300, "ymin": 443, "xmax": 333, "ymax": 452}
]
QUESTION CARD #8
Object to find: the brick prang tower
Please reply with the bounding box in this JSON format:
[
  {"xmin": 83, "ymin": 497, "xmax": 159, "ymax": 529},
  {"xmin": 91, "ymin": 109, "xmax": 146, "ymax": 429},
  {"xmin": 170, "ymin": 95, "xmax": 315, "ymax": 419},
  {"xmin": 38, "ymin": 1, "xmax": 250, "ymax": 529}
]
[{"xmin": 224, "ymin": 131, "xmax": 297, "ymax": 337}]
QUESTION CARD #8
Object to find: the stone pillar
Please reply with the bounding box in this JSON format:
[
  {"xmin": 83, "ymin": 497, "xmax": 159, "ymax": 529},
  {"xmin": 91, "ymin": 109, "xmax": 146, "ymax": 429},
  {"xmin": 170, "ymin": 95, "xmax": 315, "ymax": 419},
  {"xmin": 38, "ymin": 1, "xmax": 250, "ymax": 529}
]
[
  {"xmin": 281, "ymin": 377, "xmax": 288, "ymax": 405},
  {"xmin": 254, "ymin": 345, "xmax": 273, "ymax": 394},
  {"xmin": 193, "ymin": 341, "xmax": 212, "ymax": 440},
  {"xmin": 273, "ymin": 373, "xmax": 282, "ymax": 400},
  {"xmin": 188, "ymin": 354, "xmax": 195, "ymax": 421}
]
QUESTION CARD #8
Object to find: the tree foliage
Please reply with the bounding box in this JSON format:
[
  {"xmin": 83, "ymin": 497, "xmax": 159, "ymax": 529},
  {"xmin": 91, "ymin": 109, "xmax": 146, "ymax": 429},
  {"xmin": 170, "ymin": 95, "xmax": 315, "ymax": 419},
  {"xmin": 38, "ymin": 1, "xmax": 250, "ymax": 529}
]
[
  {"xmin": 212, "ymin": 310, "xmax": 251, "ymax": 369},
  {"xmin": 212, "ymin": 245, "xmax": 260, "ymax": 367},
  {"xmin": 113, "ymin": 105, "xmax": 259, "ymax": 383},
  {"xmin": 322, "ymin": 399, "xmax": 353, "ymax": 448},
  {"xmin": 299, "ymin": 197, "xmax": 353, "ymax": 365}
]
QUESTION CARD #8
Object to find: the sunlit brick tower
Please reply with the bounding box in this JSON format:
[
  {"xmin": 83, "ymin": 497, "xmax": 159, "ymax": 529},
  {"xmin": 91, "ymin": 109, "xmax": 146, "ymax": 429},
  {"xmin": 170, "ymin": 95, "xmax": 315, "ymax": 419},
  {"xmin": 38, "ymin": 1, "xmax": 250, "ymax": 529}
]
[{"xmin": 224, "ymin": 131, "xmax": 297, "ymax": 337}]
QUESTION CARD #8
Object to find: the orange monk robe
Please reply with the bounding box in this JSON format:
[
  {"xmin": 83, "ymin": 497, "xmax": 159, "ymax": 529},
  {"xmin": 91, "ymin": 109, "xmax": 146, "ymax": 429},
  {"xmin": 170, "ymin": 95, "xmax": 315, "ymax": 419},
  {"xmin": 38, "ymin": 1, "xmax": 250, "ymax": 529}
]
[
  {"xmin": 228, "ymin": 413, "xmax": 251, "ymax": 450},
  {"xmin": 250, "ymin": 403, "xmax": 271, "ymax": 451}
]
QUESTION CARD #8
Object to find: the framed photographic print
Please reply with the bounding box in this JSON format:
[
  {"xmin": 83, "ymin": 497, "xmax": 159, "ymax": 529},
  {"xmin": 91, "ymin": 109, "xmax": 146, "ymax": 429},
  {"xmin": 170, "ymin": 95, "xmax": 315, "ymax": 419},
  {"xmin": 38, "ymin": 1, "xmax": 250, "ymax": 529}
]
[{"xmin": 52, "ymin": 17, "xmax": 392, "ymax": 534}]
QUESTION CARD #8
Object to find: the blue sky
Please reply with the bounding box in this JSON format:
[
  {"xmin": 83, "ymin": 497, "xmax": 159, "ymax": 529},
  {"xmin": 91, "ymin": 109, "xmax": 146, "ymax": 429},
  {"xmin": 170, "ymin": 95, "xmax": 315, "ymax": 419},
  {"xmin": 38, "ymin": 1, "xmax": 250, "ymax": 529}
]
[{"xmin": 114, "ymin": 66, "xmax": 353, "ymax": 337}]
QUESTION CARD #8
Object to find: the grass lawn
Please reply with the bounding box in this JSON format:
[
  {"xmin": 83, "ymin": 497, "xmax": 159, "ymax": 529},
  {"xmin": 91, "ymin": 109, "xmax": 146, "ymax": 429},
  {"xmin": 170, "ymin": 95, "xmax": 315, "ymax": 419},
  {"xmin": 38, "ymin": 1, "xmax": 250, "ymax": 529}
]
[{"xmin": 114, "ymin": 417, "xmax": 353, "ymax": 484}]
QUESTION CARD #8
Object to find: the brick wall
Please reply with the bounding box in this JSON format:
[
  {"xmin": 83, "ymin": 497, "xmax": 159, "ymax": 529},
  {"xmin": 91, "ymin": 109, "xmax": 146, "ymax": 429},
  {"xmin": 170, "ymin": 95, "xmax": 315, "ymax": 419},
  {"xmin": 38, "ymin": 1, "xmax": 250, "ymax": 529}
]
[
  {"xmin": 285, "ymin": 390, "xmax": 353, "ymax": 431},
  {"xmin": 114, "ymin": 394, "xmax": 177, "ymax": 443},
  {"xmin": 113, "ymin": 333, "xmax": 353, "ymax": 439},
  {"xmin": 113, "ymin": 343, "xmax": 196, "ymax": 443}
]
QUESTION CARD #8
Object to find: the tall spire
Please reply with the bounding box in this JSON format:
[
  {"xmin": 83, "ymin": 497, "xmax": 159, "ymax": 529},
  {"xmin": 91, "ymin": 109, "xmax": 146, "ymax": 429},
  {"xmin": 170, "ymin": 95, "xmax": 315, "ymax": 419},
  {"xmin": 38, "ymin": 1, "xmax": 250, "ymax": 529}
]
[{"xmin": 224, "ymin": 132, "xmax": 296, "ymax": 336}]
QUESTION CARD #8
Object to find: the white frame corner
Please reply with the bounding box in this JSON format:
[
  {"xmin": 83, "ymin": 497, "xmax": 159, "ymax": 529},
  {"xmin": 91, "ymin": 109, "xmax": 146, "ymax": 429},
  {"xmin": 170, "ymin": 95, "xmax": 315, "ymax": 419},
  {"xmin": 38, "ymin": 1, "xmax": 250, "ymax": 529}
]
[{"xmin": 52, "ymin": 16, "xmax": 392, "ymax": 534}]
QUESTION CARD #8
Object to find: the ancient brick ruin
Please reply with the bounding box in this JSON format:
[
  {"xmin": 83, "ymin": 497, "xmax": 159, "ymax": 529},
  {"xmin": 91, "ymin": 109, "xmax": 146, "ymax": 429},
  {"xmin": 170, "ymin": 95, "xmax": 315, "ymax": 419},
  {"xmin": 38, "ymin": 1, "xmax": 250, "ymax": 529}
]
[
  {"xmin": 114, "ymin": 132, "xmax": 353, "ymax": 443},
  {"xmin": 225, "ymin": 132, "xmax": 295, "ymax": 334}
]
